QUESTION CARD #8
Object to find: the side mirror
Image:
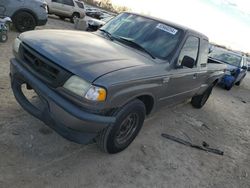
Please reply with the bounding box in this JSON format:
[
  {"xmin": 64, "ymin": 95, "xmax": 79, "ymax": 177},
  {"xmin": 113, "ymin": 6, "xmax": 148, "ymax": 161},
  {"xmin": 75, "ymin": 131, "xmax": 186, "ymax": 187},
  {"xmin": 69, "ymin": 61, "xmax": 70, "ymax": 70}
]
[
  {"xmin": 181, "ymin": 56, "xmax": 195, "ymax": 68},
  {"xmin": 208, "ymin": 45, "xmax": 214, "ymax": 54},
  {"xmin": 242, "ymin": 66, "xmax": 248, "ymax": 70}
]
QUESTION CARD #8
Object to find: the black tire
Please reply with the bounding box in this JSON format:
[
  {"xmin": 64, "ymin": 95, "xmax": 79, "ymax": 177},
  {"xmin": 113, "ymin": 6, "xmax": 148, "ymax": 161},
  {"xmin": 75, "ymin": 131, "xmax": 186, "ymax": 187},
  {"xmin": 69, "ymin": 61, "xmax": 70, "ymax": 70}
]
[
  {"xmin": 0, "ymin": 33, "xmax": 8, "ymax": 43},
  {"xmin": 59, "ymin": 16, "xmax": 65, "ymax": 20},
  {"xmin": 96, "ymin": 99, "xmax": 146, "ymax": 154},
  {"xmin": 70, "ymin": 13, "xmax": 80, "ymax": 23},
  {"xmin": 191, "ymin": 85, "xmax": 213, "ymax": 109},
  {"xmin": 13, "ymin": 11, "xmax": 36, "ymax": 32}
]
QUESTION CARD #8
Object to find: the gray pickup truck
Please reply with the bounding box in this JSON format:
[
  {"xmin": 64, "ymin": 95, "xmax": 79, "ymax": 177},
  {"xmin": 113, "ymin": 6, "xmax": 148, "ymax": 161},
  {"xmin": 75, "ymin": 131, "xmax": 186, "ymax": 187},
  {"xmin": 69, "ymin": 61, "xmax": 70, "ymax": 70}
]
[{"xmin": 10, "ymin": 12, "xmax": 225, "ymax": 153}]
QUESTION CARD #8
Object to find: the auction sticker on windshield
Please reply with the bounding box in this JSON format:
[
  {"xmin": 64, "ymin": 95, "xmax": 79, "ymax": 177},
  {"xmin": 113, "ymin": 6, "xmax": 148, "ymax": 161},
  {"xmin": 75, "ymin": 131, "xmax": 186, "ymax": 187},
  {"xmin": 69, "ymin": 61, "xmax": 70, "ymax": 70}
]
[{"xmin": 156, "ymin": 23, "xmax": 178, "ymax": 35}]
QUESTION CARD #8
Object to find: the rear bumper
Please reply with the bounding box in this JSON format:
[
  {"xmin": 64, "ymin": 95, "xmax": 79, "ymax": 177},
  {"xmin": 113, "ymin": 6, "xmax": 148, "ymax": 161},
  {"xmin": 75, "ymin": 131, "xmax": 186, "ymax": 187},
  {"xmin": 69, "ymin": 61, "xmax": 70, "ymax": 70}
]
[{"xmin": 10, "ymin": 58, "xmax": 115, "ymax": 144}]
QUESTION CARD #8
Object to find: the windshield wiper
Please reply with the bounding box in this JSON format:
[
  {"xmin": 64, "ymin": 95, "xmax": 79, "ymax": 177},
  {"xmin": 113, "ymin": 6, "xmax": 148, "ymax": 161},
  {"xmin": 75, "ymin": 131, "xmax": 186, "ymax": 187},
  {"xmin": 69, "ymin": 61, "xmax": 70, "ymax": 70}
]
[
  {"xmin": 116, "ymin": 37, "xmax": 156, "ymax": 59},
  {"xmin": 99, "ymin": 29, "xmax": 113, "ymax": 41}
]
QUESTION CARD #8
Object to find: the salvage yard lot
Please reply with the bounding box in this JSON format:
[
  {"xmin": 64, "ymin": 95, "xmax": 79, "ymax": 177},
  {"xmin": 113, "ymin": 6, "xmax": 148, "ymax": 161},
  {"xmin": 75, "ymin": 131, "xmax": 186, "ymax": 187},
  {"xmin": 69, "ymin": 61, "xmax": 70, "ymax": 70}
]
[{"xmin": 0, "ymin": 17, "xmax": 250, "ymax": 188}]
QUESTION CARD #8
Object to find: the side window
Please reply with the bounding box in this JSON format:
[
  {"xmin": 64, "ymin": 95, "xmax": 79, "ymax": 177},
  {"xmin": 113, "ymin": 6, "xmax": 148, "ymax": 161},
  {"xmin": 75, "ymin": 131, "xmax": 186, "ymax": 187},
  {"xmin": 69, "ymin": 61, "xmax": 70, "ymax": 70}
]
[
  {"xmin": 177, "ymin": 36, "xmax": 199, "ymax": 68},
  {"xmin": 52, "ymin": 0, "xmax": 63, "ymax": 3},
  {"xmin": 63, "ymin": 0, "xmax": 74, "ymax": 6},
  {"xmin": 200, "ymin": 39, "xmax": 209, "ymax": 67}
]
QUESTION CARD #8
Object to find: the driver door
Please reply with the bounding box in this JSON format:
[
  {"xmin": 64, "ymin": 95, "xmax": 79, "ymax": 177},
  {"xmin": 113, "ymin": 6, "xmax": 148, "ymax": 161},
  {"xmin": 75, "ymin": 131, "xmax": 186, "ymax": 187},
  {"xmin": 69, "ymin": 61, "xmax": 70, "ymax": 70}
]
[{"xmin": 159, "ymin": 36, "xmax": 203, "ymax": 105}]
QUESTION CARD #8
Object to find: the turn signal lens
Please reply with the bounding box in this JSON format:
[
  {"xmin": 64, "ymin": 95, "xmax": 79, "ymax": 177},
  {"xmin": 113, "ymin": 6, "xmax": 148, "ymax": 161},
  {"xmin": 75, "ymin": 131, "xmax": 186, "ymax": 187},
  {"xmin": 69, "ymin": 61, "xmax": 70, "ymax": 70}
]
[{"xmin": 85, "ymin": 86, "xmax": 106, "ymax": 102}]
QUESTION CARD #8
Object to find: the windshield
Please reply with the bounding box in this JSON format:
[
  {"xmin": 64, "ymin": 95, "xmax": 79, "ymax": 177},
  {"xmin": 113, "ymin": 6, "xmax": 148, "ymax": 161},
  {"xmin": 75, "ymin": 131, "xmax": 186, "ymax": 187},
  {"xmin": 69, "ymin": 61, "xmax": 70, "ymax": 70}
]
[
  {"xmin": 100, "ymin": 13, "xmax": 183, "ymax": 59},
  {"xmin": 209, "ymin": 47, "xmax": 242, "ymax": 67}
]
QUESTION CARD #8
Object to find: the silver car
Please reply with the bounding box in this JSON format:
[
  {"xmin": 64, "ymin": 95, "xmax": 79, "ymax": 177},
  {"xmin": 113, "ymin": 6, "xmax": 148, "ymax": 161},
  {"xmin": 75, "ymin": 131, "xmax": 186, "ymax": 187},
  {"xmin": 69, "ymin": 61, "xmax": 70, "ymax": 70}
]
[
  {"xmin": 45, "ymin": 0, "xmax": 85, "ymax": 22},
  {"xmin": 0, "ymin": 0, "xmax": 48, "ymax": 32}
]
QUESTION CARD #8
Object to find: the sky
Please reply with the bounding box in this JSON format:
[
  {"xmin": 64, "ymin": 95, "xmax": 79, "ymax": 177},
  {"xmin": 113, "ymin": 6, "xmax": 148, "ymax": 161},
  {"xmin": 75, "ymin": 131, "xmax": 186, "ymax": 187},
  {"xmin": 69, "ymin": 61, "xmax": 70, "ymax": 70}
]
[{"xmin": 111, "ymin": 0, "xmax": 250, "ymax": 53}]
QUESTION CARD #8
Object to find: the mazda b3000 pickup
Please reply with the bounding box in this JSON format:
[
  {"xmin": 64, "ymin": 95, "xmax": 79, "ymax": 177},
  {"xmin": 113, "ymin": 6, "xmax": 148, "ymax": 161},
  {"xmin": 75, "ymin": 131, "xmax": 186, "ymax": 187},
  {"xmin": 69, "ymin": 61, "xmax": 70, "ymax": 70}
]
[{"xmin": 10, "ymin": 12, "xmax": 225, "ymax": 153}]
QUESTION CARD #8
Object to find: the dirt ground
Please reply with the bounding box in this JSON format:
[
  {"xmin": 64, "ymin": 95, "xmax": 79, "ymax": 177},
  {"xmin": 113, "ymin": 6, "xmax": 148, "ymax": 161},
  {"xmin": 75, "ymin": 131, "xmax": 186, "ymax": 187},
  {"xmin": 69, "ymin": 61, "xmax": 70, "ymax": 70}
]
[{"xmin": 0, "ymin": 16, "xmax": 250, "ymax": 188}]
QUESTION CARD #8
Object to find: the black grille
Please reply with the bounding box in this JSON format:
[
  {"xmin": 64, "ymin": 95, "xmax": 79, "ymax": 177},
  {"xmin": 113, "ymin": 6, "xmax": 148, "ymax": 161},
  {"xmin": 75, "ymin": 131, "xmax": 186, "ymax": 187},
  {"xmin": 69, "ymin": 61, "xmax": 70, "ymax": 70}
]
[{"xmin": 19, "ymin": 43, "xmax": 71, "ymax": 87}]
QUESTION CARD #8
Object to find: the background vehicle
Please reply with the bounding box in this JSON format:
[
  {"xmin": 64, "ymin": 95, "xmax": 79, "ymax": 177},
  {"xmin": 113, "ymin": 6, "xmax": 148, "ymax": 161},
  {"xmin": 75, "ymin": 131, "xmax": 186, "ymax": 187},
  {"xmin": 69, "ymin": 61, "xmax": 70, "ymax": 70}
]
[
  {"xmin": 46, "ymin": 0, "xmax": 85, "ymax": 23},
  {"xmin": 0, "ymin": 17, "xmax": 11, "ymax": 42},
  {"xmin": 10, "ymin": 13, "xmax": 225, "ymax": 154},
  {"xmin": 87, "ymin": 16, "xmax": 113, "ymax": 31},
  {"xmin": 0, "ymin": 0, "xmax": 47, "ymax": 32},
  {"xmin": 85, "ymin": 8, "xmax": 103, "ymax": 19},
  {"xmin": 247, "ymin": 56, "xmax": 250, "ymax": 71},
  {"xmin": 209, "ymin": 47, "xmax": 247, "ymax": 90}
]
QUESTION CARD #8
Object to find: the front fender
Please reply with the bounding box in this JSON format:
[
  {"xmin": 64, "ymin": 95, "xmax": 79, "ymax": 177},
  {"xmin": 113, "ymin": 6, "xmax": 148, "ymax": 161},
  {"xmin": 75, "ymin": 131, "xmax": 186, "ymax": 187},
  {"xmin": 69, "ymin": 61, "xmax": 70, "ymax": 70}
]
[{"xmin": 107, "ymin": 80, "xmax": 161, "ymax": 109}]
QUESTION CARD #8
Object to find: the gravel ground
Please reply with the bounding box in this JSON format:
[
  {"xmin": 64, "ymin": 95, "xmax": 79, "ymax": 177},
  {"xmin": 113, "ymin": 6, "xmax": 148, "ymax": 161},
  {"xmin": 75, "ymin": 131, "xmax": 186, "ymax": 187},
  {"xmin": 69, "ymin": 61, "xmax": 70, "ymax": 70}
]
[{"xmin": 0, "ymin": 16, "xmax": 250, "ymax": 188}]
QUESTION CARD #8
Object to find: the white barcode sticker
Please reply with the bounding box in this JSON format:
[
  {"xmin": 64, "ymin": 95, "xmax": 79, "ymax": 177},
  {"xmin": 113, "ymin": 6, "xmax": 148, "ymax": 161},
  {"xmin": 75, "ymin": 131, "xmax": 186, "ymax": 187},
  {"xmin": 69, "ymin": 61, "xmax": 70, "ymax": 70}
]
[{"xmin": 156, "ymin": 23, "xmax": 178, "ymax": 35}]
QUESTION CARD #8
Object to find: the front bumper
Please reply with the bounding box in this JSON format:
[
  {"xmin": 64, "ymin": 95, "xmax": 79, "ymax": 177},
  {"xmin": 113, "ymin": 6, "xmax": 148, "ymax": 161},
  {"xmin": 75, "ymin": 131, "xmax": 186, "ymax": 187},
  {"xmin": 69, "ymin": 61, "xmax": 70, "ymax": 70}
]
[
  {"xmin": 220, "ymin": 74, "xmax": 235, "ymax": 87},
  {"xmin": 37, "ymin": 18, "xmax": 48, "ymax": 26},
  {"xmin": 10, "ymin": 58, "xmax": 115, "ymax": 144}
]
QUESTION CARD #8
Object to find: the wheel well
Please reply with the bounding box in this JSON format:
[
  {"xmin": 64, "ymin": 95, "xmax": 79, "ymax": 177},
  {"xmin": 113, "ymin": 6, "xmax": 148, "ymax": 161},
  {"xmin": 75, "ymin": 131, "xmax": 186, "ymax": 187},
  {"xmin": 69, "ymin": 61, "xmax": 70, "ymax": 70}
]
[
  {"xmin": 12, "ymin": 9, "xmax": 38, "ymax": 24},
  {"xmin": 137, "ymin": 95, "xmax": 154, "ymax": 115},
  {"xmin": 213, "ymin": 79, "xmax": 219, "ymax": 86},
  {"xmin": 72, "ymin": 12, "xmax": 80, "ymax": 16}
]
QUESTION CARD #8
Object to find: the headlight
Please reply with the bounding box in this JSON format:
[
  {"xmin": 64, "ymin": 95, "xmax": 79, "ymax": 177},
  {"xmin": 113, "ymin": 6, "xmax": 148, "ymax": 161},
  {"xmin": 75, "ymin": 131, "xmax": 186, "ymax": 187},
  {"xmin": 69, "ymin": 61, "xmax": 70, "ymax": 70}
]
[
  {"xmin": 13, "ymin": 38, "xmax": 21, "ymax": 53},
  {"xmin": 63, "ymin": 75, "xmax": 91, "ymax": 96},
  {"xmin": 63, "ymin": 75, "xmax": 106, "ymax": 102},
  {"xmin": 85, "ymin": 86, "xmax": 106, "ymax": 101}
]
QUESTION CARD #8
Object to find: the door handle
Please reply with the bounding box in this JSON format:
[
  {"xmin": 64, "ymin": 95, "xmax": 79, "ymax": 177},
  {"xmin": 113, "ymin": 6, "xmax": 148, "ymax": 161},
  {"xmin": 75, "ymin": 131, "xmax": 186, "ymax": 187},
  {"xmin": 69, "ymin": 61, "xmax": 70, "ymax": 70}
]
[{"xmin": 193, "ymin": 73, "xmax": 198, "ymax": 79}]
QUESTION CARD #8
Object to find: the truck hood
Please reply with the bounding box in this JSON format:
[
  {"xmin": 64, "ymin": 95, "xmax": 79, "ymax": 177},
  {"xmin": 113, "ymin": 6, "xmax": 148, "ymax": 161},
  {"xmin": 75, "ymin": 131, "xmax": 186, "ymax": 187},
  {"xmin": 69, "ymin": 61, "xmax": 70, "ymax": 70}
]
[{"xmin": 19, "ymin": 30, "xmax": 152, "ymax": 82}]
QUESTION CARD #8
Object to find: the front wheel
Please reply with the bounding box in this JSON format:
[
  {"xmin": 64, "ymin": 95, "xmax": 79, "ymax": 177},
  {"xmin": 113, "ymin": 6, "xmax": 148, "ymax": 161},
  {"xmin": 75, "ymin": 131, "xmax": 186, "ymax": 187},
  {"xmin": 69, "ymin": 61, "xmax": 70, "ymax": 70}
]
[
  {"xmin": 96, "ymin": 99, "xmax": 146, "ymax": 154},
  {"xmin": 13, "ymin": 11, "xmax": 36, "ymax": 32},
  {"xmin": 191, "ymin": 85, "xmax": 213, "ymax": 108},
  {"xmin": 0, "ymin": 33, "xmax": 8, "ymax": 43}
]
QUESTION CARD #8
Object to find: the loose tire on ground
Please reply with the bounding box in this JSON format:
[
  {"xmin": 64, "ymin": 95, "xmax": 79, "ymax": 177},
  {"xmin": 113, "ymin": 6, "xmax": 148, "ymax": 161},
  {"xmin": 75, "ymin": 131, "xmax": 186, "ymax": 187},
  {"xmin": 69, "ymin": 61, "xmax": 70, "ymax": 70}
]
[
  {"xmin": 13, "ymin": 11, "xmax": 36, "ymax": 32},
  {"xmin": 96, "ymin": 99, "xmax": 146, "ymax": 154},
  {"xmin": 191, "ymin": 85, "xmax": 213, "ymax": 108}
]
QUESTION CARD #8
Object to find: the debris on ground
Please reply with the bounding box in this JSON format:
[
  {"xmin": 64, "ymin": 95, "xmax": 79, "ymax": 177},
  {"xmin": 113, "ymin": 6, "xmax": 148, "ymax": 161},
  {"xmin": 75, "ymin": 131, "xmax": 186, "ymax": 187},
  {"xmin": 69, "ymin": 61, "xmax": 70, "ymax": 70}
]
[{"xmin": 161, "ymin": 133, "xmax": 224, "ymax": 156}]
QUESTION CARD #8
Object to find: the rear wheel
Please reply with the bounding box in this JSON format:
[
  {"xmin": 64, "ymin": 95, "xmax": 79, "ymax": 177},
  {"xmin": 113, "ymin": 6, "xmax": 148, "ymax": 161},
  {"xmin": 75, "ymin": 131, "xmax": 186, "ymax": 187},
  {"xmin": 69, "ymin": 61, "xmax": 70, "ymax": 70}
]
[
  {"xmin": 13, "ymin": 11, "xmax": 36, "ymax": 32},
  {"xmin": 70, "ymin": 13, "xmax": 80, "ymax": 23},
  {"xmin": 191, "ymin": 85, "xmax": 213, "ymax": 108},
  {"xmin": 96, "ymin": 99, "xmax": 146, "ymax": 154}
]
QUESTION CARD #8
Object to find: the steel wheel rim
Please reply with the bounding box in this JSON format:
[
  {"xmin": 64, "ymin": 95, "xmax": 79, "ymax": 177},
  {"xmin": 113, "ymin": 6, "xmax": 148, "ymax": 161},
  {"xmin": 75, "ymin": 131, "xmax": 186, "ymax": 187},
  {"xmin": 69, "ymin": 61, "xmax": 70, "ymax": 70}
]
[{"xmin": 115, "ymin": 113, "xmax": 139, "ymax": 145}]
